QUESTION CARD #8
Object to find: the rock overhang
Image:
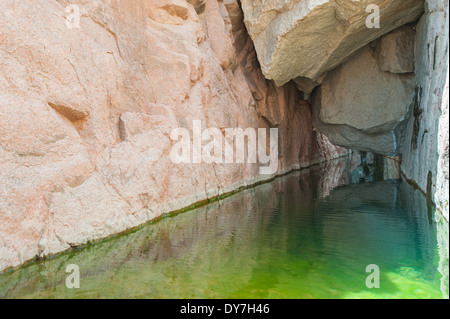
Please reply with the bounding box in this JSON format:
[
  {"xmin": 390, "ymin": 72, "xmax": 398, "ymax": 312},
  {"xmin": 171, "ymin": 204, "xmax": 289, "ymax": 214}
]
[{"xmin": 241, "ymin": 0, "xmax": 424, "ymax": 87}]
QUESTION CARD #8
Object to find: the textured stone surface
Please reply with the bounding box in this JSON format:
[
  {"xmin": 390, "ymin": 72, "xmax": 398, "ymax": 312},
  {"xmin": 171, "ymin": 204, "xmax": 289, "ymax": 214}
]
[
  {"xmin": 401, "ymin": 0, "xmax": 449, "ymax": 222},
  {"xmin": 293, "ymin": 75, "xmax": 325, "ymax": 97},
  {"xmin": 435, "ymin": 69, "xmax": 449, "ymax": 222},
  {"xmin": 0, "ymin": 0, "xmax": 346, "ymax": 272},
  {"xmin": 240, "ymin": 0, "xmax": 424, "ymax": 87},
  {"xmin": 377, "ymin": 25, "xmax": 416, "ymax": 74},
  {"xmin": 313, "ymin": 45, "xmax": 415, "ymax": 156}
]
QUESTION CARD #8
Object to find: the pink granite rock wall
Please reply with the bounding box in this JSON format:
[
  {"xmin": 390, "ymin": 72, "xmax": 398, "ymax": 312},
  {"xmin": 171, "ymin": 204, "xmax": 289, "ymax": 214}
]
[{"xmin": 0, "ymin": 0, "xmax": 346, "ymax": 272}]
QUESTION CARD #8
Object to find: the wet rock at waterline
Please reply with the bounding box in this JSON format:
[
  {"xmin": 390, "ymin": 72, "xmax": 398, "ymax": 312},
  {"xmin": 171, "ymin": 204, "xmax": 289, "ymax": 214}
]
[{"xmin": 0, "ymin": 160, "xmax": 447, "ymax": 299}]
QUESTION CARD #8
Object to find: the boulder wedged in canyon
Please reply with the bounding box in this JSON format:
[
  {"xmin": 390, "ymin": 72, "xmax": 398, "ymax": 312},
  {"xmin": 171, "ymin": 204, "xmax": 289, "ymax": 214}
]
[
  {"xmin": 0, "ymin": 0, "xmax": 346, "ymax": 272},
  {"xmin": 312, "ymin": 44, "xmax": 415, "ymax": 156},
  {"xmin": 240, "ymin": 0, "xmax": 448, "ymax": 222},
  {"xmin": 240, "ymin": 0, "xmax": 424, "ymax": 89}
]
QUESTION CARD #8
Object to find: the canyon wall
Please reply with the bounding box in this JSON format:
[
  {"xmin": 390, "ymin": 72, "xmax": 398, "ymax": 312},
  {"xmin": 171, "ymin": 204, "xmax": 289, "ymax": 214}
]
[
  {"xmin": 400, "ymin": 0, "xmax": 449, "ymax": 222},
  {"xmin": 0, "ymin": 0, "xmax": 346, "ymax": 272}
]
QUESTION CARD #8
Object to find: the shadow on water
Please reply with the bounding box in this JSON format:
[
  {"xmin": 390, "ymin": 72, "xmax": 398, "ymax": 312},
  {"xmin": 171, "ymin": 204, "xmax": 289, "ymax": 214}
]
[{"xmin": 0, "ymin": 156, "xmax": 448, "ymax": 299}]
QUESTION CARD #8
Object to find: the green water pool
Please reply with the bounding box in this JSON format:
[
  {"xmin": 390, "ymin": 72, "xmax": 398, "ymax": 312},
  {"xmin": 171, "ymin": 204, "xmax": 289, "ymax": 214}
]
[{"xmin": 0, "ymin": 162, "xmax": 448, "ymax": 299}]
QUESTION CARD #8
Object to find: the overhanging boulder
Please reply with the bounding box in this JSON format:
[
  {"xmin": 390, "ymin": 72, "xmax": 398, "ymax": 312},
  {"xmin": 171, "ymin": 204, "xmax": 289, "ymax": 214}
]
[
  {"xmin": 312, "ymin": 45, "xmax": 415, "ymax": 156},
  {"xmin": 241, "ymin": 0, "xmax": 424, "ymax": 88}
]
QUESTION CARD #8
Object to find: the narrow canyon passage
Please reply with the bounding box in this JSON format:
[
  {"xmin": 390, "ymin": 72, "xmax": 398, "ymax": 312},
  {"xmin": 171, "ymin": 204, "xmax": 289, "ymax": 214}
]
[
  {"xmin": 0, "ymin": 0, "xmax": 448, "ymax": 300},
  {"xmin": 0, "ymin": 159, "xmax": 448, "ymax": 298}
]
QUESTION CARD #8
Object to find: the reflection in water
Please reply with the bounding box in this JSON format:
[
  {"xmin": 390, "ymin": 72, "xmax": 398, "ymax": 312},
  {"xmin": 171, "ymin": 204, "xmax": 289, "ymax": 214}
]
[{"xmin": 0, "ymin": 158, "xmax": 448, "ymax": 299}]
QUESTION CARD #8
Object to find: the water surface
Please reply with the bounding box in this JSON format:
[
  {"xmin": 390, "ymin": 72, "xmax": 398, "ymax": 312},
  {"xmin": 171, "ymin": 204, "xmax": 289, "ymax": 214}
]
[{"xmin": 0, "ymin": 159, "xmax": 448, "ymax": 299}]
